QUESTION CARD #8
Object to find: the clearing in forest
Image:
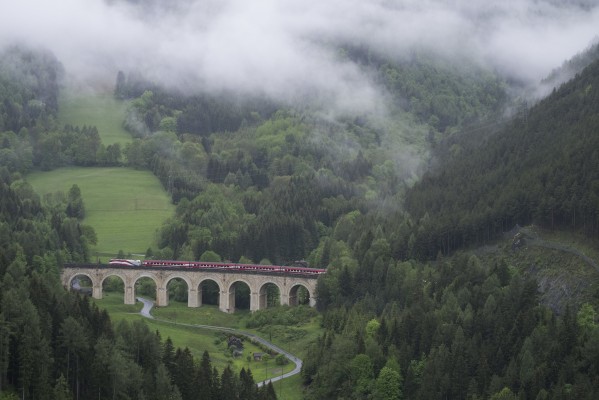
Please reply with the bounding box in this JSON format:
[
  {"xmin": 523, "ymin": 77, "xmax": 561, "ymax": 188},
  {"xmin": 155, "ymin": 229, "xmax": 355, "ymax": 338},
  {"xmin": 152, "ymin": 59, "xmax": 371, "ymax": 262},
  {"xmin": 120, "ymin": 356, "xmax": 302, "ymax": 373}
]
[
  {"xmin": 28, "ymin": 167, "xmax": 174, "ymax": 257},
  {"xmin": 58, "ymin": 90, "xmax": 132, "ymax": 146}
]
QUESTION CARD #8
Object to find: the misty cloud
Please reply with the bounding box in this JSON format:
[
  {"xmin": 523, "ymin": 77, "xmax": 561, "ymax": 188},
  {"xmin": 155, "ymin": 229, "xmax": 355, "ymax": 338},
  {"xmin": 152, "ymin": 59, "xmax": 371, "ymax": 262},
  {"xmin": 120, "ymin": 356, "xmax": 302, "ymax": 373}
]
[{"xmin": 2, "ymin": 0, "xmax": 598, "ymax": 111}]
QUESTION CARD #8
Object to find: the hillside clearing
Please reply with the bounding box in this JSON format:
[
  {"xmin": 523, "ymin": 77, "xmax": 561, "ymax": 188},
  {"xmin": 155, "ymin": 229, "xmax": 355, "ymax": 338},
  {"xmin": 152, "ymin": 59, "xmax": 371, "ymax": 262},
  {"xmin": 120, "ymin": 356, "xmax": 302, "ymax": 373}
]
[
  {"xmin": 27, "ymin": 167, "xmax": 174, "ymax": 256},
  {"xmin": 58, "ymin": 91, "xmax": 131, "ymax": 146}
]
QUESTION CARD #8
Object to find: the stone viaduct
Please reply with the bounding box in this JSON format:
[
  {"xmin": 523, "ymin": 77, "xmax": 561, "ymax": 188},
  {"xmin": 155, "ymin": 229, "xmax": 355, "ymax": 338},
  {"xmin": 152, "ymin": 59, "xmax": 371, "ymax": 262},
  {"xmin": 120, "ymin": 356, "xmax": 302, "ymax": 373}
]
[{"xmin": 61, "ymin": 264, "xmax": 319, "ymax": 313}]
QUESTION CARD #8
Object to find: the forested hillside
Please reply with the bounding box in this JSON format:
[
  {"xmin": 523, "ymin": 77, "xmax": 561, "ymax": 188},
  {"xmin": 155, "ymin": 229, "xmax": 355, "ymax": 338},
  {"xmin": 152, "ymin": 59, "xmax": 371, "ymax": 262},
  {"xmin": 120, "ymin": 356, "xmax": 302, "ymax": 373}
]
[
  {"xmin": 2, "ymin": 27, "xmax": 599, "ymax": 399},
  {"xmin": 299, "ymin": 59, "xmax": 599, "ymax": 399},
  {"xmin": 110, "ymin": 49, "xmax": 508, "ymax": 265},
  {"xmin": 405, "ymin": 57, "xmax": 599, "ymax": 259},
  {"xmin": 0, "ymin": 47, "xmax": 274, "ymax": 400},
  {"xmin": 106, "ymin": 49, "xmax": 599, "ymax": 399}
]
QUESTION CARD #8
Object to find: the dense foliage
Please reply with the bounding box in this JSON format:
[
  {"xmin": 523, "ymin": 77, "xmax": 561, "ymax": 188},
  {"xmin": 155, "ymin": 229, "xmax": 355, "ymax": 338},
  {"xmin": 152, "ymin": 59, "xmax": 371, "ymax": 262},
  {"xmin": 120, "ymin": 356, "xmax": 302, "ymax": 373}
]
[
  {"xmin": 405, "ymin": 57, "xmax": 599, "ymax": 259},
  {"xmin": 109, "ymin": 49, "xmax": 599, "ymax": 399},
  {"xmin": 3, "ymin": 36, "xmax": 599, "ymax": 399},
  {"xmin": 0, "ymin": 47, "xmax": 62, "ymax": 133},
  {"xmin": 306, "ymin": 251, "xmax": 599, "ymax": 399},
  {"xmin": 0, "ymin": 46, "xmax": 274, "ymax": 400},
  {"xmin": 113, "ymin": 50, "xmax": 508, "ymax": 265}
]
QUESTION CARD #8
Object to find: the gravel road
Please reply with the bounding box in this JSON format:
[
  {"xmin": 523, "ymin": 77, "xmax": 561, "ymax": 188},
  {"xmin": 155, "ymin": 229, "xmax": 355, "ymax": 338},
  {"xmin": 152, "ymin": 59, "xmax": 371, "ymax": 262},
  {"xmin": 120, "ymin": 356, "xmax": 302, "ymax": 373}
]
[{"xmin": 135, "ymin": 297, "xmax": 301, "ymax": 386}]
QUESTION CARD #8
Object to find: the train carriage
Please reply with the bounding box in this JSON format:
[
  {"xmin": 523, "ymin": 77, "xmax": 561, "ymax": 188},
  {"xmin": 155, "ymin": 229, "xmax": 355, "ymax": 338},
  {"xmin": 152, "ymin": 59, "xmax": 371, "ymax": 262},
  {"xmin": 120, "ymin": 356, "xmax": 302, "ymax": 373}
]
[{"xmin": 108, "ymin": 259, "xmax": 326, "ymax": 275}]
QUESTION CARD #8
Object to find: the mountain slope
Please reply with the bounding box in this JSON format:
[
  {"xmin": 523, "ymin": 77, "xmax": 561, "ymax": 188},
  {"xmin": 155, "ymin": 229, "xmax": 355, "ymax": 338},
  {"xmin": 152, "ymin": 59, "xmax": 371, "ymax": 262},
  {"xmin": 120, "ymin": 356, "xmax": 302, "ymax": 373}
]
[{"xmin": 404, "ymin": 57, "xmax": 599, "ymax": 258}]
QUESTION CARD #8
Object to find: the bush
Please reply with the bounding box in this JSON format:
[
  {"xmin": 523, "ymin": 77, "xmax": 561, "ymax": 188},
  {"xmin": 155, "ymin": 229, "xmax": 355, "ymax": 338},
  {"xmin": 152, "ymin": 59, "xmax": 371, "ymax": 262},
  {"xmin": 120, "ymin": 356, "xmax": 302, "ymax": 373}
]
[
  {"xmin": 275, "ymin": 354, "xmax": 288, "ymax": 365},
  {"xmin": 245, "ymin": 305, "xmax": 317, "ymax": 328}
]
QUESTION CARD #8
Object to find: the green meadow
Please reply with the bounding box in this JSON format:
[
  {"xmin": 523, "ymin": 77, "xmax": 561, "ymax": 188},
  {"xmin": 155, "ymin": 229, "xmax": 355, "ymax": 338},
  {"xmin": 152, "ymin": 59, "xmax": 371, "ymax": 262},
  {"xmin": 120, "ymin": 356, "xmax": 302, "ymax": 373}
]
[
  {"xmin": 83, "ymin": 274, "xmax": 319, "ymax": 400},
  {"xmin": 92, "ymin": 293, "xmax": 308, "ymax": 398},
  {"xmin": 58, "ymin": 91, "xmax": 132, "ymax": 146},
  {"xmin": 28, "ymin": 167, "xmax": 174, "ymax": 256},
  {"xmin": 26, "ymin": 90, "xmax": 175, "ymax": 256}
]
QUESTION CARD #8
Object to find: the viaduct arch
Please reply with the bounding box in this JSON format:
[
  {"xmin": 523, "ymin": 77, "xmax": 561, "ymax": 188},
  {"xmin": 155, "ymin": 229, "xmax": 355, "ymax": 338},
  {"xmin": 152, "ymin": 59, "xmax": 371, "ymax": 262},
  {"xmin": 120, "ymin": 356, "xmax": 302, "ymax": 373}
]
[{"xmin": 61, "ymin": 265, "xmax": 319, "ymax": 313}]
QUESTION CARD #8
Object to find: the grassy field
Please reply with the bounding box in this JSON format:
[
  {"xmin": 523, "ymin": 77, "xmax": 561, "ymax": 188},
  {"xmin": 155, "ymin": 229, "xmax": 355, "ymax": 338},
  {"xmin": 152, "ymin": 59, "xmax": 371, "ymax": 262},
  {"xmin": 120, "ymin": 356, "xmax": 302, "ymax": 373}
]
[
  {"xmin": 58, "ymin": 91, "xmax": 132, "ymax": 146},
  {"xmin": 151, "ymin": 301, "xmax": 323, "ymax": 362},
  {"xmin": 27, "ymin": 91, "xmax": 174, "ymax": 256},
  {"xmin": 27, "ymin": 167, "xmax": 174, "ymax": 256},
  {"xmin": 93, "ymin": 293, "xmax": 319, "ymax": 399}
]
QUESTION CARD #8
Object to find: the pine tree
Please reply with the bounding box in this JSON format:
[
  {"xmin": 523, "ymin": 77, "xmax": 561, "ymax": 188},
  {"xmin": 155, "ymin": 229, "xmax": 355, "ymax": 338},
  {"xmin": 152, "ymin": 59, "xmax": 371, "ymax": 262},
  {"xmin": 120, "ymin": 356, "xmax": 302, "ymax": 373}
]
[
  {"xmin": 220, "ymin": 366, "xmax": 238, "ymax": 399},
  {"xmin": 163, "ymin": 337, "xmax": 176, "ymax": 379},
  {"xmin": 239, "ymin": 368, "xmax": 258, "ymax": 400},
  {"xmin": 53, "ymin": 374, "xmax": 72, "ymax": 400},
  {"xmin": 195, "ymin": 351, "xmax": 214, "ymax": 400},
  {"xmin": 173, "ymin": 348, "xmax": 195, "ymax": 400}
]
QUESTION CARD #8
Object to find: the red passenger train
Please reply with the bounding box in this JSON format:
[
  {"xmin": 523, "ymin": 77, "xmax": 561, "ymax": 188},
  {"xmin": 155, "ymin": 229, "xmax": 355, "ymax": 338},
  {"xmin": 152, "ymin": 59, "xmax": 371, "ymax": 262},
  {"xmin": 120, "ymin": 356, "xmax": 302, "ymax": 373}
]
[{"xmin": 108, "ymin": 259, "xmax": 326, "ymax": 275}]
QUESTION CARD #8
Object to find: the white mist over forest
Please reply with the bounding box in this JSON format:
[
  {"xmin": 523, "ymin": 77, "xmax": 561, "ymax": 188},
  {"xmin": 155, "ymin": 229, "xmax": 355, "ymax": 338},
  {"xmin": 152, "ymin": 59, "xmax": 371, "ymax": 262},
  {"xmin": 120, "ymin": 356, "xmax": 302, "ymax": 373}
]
[{"xmin": 1, "ymin": 0, "xmax": 598, "ymax": 110}]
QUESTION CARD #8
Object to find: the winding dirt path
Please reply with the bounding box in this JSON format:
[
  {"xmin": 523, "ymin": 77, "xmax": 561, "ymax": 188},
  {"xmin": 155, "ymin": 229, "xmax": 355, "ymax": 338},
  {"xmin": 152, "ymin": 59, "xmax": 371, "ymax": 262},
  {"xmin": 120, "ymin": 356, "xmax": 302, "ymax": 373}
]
[{"xmin": 136, "ymin": 297, "xmax": 301, "ymax": 387}]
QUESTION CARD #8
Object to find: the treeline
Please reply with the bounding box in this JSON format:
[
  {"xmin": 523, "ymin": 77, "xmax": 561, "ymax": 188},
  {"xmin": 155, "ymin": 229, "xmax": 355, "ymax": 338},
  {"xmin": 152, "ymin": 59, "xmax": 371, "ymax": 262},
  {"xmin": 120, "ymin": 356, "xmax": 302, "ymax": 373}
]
[
  {"xmin": 404, "ymin": 56, "xmax": 599, "ymax": 259},
  {"xmin": 1, "ymin": 123, "xmax": 126, "ymax": 173},
  {"xmin": 115, "ymin": 75, "xmax": 277, "ymax": 138},
  {"xmin": 542, "ymin": 41, "xmax": 599, "ymax": 90}
]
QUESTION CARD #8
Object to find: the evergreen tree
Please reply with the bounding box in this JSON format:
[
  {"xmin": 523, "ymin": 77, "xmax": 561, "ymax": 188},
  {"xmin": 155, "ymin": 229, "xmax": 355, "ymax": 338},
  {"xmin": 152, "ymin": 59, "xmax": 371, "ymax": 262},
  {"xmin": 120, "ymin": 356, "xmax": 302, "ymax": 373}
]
[
  {"xmin": 239, "ymin": 368, "xmax": 258, "ymax": 400},
  {"xmin": 52, "ymin": 374, "xmax": 72, "ymax": 400},
  {"xmin": 173, "ymin": 348, "xmax": 195, "ymax": 400},
  {"xmin": 66, "ymin": 184, "xmax": 85, "ymax": 219},
  {"xmin": 220, "ymin": 365, "xmax": 238, "ymax": 399}
]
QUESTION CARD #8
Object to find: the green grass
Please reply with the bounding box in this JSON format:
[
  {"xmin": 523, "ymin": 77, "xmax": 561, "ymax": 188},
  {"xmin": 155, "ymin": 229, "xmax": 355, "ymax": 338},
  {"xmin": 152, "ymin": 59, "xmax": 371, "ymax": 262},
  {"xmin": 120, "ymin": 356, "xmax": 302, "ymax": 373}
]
[
  {"xmin": 93, "ymin": 293, "xmax": 300, "ymax": 383},
  {"xmin": 144, "ymin": 301, "xmax": 299, "ymax": 382},
  {"xmin": 93, "ymin": 291, "xmax": 321, "ymax": 398},
  {"xmin": 93, "ymin": 290, "xmax": 144, "ymax": 314},
  {"xmin": 27, "ymin": 167, "xmax": 174, "ymax": 256},
  {"xmin": 58, "ymin": 91, "xmax": 131, "ymax": 146},
  {"xmin": 153, "ymin": 301, "xmax": 249, "ymax": 328},
  {"xmin": 152, "ymin": 301, "xmax": 323, "ymax": 361},
  {"xmin": 272, "ymin": 373, "xmax": 306, "ymax": 400}
]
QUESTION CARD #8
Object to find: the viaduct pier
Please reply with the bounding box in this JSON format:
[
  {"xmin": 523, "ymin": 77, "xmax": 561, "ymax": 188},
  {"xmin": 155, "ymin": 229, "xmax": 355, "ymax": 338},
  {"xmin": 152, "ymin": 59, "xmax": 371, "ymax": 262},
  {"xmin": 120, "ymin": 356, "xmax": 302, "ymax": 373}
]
[{"xmin": 61, "ymin": 263, "xmax": 320, "ymax": 313}]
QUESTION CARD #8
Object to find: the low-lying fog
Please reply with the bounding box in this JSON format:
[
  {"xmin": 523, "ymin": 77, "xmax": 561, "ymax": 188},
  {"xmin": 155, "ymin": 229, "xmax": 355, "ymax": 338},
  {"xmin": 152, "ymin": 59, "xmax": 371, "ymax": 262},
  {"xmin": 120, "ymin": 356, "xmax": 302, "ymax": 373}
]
[{"xmin": 2, "ymin": 0, "xmax": 598, "ymax": 111}]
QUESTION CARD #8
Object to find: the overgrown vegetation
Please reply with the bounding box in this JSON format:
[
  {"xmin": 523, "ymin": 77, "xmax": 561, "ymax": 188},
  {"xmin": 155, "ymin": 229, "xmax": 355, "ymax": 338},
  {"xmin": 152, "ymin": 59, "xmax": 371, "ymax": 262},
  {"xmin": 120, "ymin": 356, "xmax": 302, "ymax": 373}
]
[{"xmin": 245, "ymin": 306, "xmax": 318, "ymax": 329}]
